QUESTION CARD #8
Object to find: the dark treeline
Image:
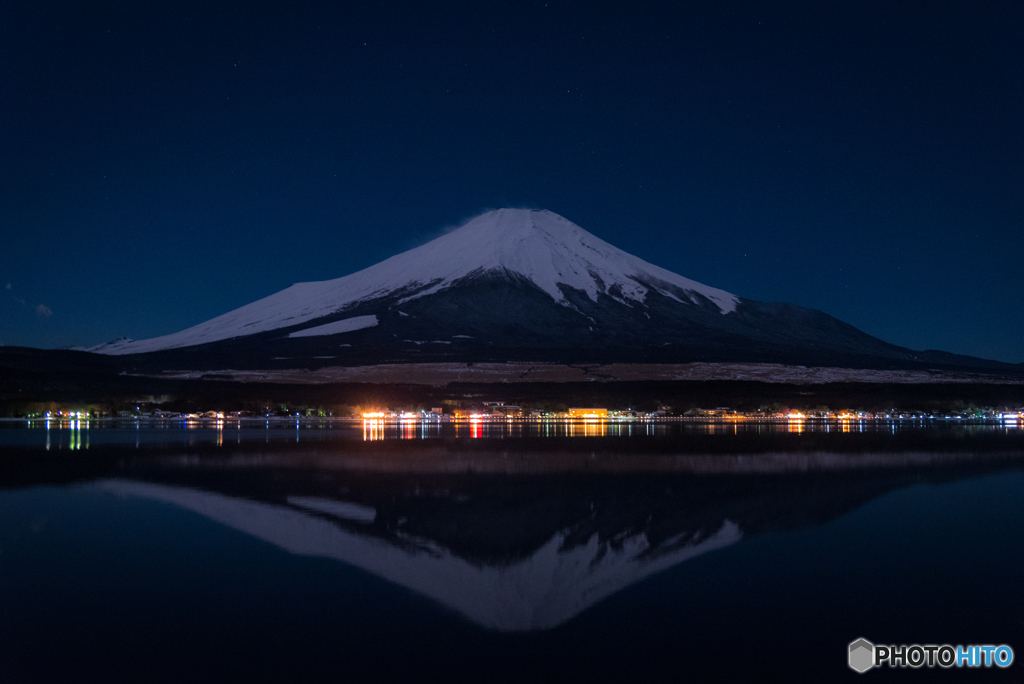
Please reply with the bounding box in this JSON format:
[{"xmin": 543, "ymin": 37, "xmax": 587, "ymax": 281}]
[{"xmin": 2, "ymin": 363, "xmax": 1024, "ymax": 416}]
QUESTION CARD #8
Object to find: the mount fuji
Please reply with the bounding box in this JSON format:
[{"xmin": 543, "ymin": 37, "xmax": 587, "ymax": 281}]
[{"xmin": 83, "ymin": 208, "xmax": 1011, "ymax": 373}]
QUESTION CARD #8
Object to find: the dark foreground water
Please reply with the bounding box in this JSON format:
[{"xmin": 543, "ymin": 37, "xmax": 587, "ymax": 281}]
[{"xmin": 1, "ymin": 421, "xmax": 1023, "ymax": 682}]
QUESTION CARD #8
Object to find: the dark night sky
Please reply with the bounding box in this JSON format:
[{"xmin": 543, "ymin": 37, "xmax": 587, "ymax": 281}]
[{"xmin": 2, "ymin": 1, "xmax": 1022, "ymax": 362}]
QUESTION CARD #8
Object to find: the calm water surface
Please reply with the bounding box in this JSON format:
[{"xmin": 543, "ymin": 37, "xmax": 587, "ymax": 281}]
[{"xmin": 1, "ymin": 421, "xmax": 1023, "ymax": 682}]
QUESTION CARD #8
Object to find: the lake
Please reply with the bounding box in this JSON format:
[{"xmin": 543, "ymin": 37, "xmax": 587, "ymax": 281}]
[{"xmin": 1, "ymin": 420, "xmax": 1023, "ymax": 682}]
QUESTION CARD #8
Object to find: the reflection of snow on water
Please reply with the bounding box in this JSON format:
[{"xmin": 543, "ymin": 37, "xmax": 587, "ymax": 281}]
[
  {"xmin": 97, "ymin": 479, "xmax": 740, "ymax": 631},
  {"xmin": 286, "ymin": 496, "xmax": 377, "ymax": 522}
]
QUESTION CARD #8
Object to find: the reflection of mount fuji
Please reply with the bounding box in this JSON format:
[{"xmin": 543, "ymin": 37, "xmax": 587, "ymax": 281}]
[
  {"xmin": 91, "ymin": 451, "xmax": 1013, "ymax": 631},
  {"xmin": 100, "ymin": 479, "xmax": 739, "ymax": 631}
]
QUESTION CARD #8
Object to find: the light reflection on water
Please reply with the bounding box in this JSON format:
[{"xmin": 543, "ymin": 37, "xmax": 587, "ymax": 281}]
[
  {"xmin": 360, "ymin": 419, "xmax": 673, "ymax": 441},
  {"xmin": 356, "ymin": 417, "xmax": 1012, "ymax": 441},
  {"xmin": 3, "ymin": 416, "xmax": 1023, "ymax": 450},
  {"xmin": 42, "ymin": 418, "xmax": 89, "ymax": 451}
]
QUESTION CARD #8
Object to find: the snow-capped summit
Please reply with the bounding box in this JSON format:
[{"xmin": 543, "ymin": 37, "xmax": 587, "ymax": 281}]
[
  {"xmin": 378, "ymin": 208, "xmax": 739, "ymax": 313},
  {"xmin": 93, "ymin": 209, "xmax": 738, "ymax": 355}
]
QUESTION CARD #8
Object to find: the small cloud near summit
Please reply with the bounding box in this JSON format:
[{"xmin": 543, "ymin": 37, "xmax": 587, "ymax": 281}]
[{"xmin": 36, "ymin": 304, "xmax": 53, "ymax": 318}]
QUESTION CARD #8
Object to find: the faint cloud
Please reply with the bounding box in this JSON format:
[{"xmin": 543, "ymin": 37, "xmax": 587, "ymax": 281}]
[{"xmin": 5, "ymin": 282, "xmax": 53, "ymax": 319}]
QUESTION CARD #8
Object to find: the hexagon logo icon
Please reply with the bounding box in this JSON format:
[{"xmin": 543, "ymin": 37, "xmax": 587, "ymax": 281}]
[{"xmin": 849, "ymin": 638, "xmax": 875, "ymax": 673}]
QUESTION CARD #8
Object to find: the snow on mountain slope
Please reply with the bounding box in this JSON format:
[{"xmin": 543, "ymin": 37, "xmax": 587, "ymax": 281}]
[
  {"xmin": 92, "ymin": 208, "xmax": 738, "ymax": 355},
  {"xmin": 286, "ymin": 314, "xmax": 378, "ymax": 338}
]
